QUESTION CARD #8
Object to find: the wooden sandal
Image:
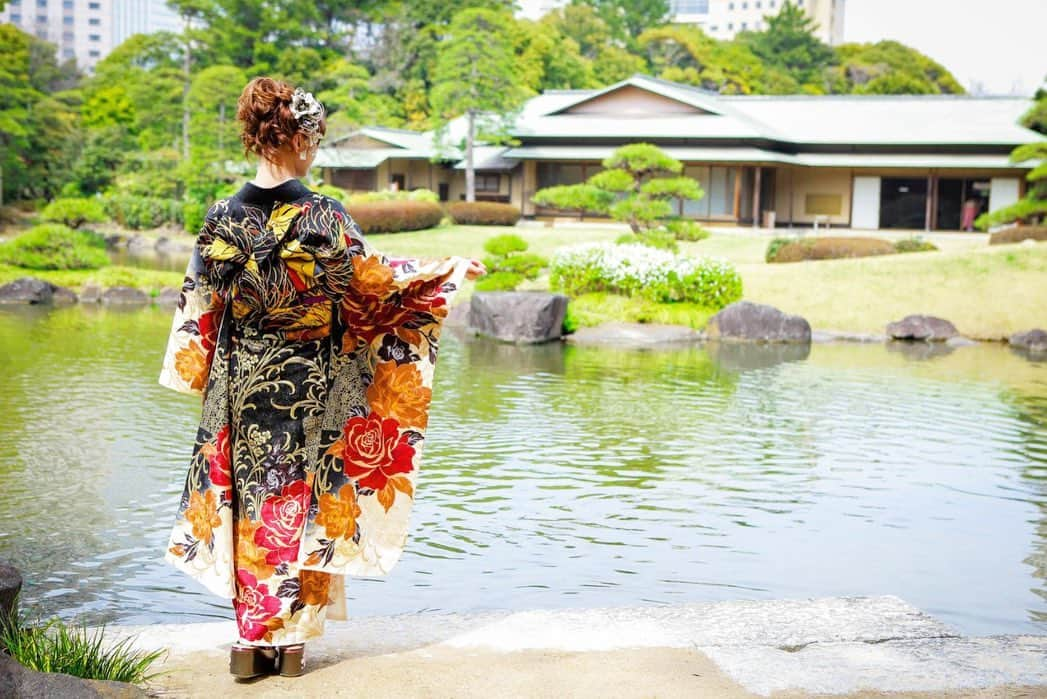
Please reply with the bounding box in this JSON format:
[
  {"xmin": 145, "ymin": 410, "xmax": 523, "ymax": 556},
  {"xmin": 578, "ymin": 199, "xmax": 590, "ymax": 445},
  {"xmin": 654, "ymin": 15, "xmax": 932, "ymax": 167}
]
[
  {"xmin": 276, "ymin": 643, "xmax": 305, "ymax": 677},
  {"xmin": 229, "ymin": 643, "xmax": 277, "ymax": 680}
]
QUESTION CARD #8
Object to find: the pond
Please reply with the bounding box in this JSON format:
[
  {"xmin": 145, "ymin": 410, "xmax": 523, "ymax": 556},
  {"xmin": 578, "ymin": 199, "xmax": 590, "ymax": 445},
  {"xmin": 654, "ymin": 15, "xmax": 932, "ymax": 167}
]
[{"xmin": 0, "ymin": 303, "xmax": 1044, "ymax": 637}]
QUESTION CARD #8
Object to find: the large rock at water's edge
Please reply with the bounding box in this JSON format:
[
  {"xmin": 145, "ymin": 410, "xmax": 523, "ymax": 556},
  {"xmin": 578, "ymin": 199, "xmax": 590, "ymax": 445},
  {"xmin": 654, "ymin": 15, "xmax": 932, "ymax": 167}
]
[
  {"xmin": 155, "ymin": 287, "xmax": 182, "ymax": 307},
  {"xmin": 101, "ymin": 285, "xmax": 149, "ymax": 305},
  {"xmin": 0, "ymin": 561, "xmax": 21, "ymax": 622},
  {"xmin": 705, "ymin": 301, "xmax": 811, "ymax": 344},
  {"xmin": 0, "ymin": 277, "xmax": 55, "ymax": 304},
  {"xmin": 1010, "ymin": 329, "xmax": 1047, "ymax": 354},
  {"xmin": 886, "ymin": 314, "xmax": 959, "ymax": 341},
  {"xmin": 0, "ymin": 654, "xmax": 147, "ymax": 699},
  {"xmin": 467, "ymin": 291, "xmax": 568, "ymax": 344}
]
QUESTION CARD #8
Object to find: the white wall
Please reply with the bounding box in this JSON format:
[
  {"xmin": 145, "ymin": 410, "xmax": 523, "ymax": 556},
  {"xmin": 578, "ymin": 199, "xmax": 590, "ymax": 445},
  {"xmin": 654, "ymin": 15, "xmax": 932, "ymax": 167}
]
[{"xmin": 988, "ymin": 178, "xmax": 1021, "ymax": 218}]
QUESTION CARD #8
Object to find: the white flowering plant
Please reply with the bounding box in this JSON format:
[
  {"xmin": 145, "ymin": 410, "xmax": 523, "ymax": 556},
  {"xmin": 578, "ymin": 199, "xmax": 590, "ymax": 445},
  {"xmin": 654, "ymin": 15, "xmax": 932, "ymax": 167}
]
[{"xmin": 549, "ymin": 242, "xmax": 743, "ymax": 308}]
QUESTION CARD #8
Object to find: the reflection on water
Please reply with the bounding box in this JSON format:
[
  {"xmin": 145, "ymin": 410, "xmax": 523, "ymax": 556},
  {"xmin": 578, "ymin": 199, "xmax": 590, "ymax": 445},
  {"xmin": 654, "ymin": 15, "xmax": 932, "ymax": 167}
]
[
  {"xmin": 107, "ymin": 246, "xmax": 190, "ymax": 273},
  {"xmin": 0, "ymin": 305, "xmax": 1045, "ymax": 636}
]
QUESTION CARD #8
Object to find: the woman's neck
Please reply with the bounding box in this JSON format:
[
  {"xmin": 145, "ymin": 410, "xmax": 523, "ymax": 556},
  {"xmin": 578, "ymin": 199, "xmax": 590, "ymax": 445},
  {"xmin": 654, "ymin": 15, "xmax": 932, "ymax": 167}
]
[{"xmin": 251, "ymin": 158, "xmax": 298, "ymax": 188}]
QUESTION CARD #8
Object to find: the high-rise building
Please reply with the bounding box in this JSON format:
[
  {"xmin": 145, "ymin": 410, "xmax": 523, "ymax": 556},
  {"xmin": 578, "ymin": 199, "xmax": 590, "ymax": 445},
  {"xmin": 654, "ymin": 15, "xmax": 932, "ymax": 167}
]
[
  {"xmin": 517, "ymin": 0, "xmax": 846, "ymax": 45},
  {"xmin": 112, "ymin": 0, "xmax": 181, "ymax": 46},
  {"xmin": 1, "ymin": 0, "xmax": 114, "ymax": 71},
  {"xmin": 1, "ymin": 0, "xmax": 183, "ymax": 73}
]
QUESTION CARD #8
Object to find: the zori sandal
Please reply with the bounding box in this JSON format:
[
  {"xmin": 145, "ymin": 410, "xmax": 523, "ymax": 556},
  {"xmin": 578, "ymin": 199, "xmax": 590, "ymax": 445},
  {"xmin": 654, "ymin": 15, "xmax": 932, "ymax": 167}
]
[
  {"xmin": 229, "ymin": 643, "xmax": 277, "ymax": 680},
  {"xmin": 276, "ymin": 643, "xmax": 306, "ymax": 677}
]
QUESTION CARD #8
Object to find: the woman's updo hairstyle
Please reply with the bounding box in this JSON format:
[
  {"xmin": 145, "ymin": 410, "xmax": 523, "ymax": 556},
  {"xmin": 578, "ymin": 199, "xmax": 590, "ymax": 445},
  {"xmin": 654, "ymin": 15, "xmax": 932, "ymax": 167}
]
[{"xmin": 236, "ymin": 76, "xmax": 326, "ymax": 162}]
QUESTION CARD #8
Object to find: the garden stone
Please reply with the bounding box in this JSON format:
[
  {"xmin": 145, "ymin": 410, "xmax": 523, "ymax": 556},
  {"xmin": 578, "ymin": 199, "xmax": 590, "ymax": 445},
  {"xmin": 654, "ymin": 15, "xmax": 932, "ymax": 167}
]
[
  {"xmin": 886, "ymin": 314, "xmax": 959, "ymax": 341},
  {"xmin": 705, "ymin": 300, "xmax": 811, "ymax": 343},
  {"xmin": 0, "ymin": 561, "xmax": 21, "ymax": 622},
  {"xmin": 0, "ymin": 277, "xmax": 54, "ymax": 304},
  {"xmin": 52, "ymin": 286, "xmax": 78, "ymax": 304},
  {"xmin": 101, "ymin": 286, "xmax": 150, "ymax": 305},
  {"xmin": 0, "ymin": 654, "xmax": 147, "ymax": 698},
  {"xmin": 886, "ymin": 340, "xmax": 955, "ymax": 361},
  {"xmin": 1010, "ymin": 329, "xmax": 1047, "ymax": 353},
  {"xmin": 80, "ymin": 283, "xmax": 103, "ymax": 303},
  {"xmin": 156, "ymin": 287, "xmax": 182, "ymax": 307},
  {"xmin": 468, "ymin": 291, "xmax": 568, "ymax": 344},
  {"xmin": 126, "ymin": 234, "xmax": 151, "ymax": 250},
  {"xmin": 565, "ymin": 321, "xmax": 702, "ymax": 347}
]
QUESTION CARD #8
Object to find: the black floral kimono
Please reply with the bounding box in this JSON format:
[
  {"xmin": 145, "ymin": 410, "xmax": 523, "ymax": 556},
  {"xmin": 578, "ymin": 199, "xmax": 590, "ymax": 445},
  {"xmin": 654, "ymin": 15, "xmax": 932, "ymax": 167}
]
[{"xmin": 158, "ymin": 179, "xmax": 470, "ymax": 645}]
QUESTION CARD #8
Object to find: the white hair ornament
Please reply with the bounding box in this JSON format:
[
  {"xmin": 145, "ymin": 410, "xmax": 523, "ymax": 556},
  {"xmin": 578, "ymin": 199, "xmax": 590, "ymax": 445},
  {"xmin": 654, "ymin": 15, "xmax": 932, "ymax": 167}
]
[{"xmin": 290, "ymin": 87, "xmax": 325, "ymax": 148}]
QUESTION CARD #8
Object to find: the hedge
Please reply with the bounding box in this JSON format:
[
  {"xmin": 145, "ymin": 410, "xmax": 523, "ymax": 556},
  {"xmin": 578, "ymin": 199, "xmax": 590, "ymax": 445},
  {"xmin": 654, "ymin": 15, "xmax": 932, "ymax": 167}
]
[
  {"xmin": 447, "ymin": 201, "xmax": 521, "ymax": 226},
  {"xmin": 102, "ymin": 194, "xmax": 183, "ymax": 229},
  {"xmin": 40, "ymin": 197, "xmax": 108, "ymax": 229},
  {"xmin": 766, "ymin": 236, "xmax": 897, "ymax": 263},
  {"xmin": 346, "ymin": 200, "xmax": 444, "ymax": 234},
  {"xmin": 0, "ymin": 224, "xmax": 109, "ymax": 270},
  {"xmin": 989, "ymin": 226, "xmax": 1047, "ymax": 245}
]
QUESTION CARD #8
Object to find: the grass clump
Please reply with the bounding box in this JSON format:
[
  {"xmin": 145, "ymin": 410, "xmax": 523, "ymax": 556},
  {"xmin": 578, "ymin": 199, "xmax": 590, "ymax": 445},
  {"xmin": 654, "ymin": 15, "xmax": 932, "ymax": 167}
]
[
  {"xmin": 0, "ymin": 602, "xmax": 166, "ymax": 684},
  {"xmin": 766, "ymin": 235, "xmax": 896, "ymax": 263},
  {"xmin": 893, "ymin": 236, "xmax": 939, "ymax": 253},
  {"xmin": 0, "ymin": 224, "xmax": 110, "ymax": 270}
]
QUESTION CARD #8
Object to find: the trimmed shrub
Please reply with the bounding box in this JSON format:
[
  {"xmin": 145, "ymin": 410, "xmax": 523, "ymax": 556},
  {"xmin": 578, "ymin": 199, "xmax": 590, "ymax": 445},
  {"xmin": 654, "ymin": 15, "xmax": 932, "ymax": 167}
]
[
  {"xmin": 475, "ymin": 271, "xmax": 525, "ymax": 291},
  {"xmin": 989, "ymin": 226, "xmax": 1047, "ymax": 245},
  {"xmin": 894, "ymin": 236, "xmax": 939, "ymax": 253},
  {"xmin": 617, "ymin": 230, "xmax": 679, "ymax": 253},
  {"xmin": 483, "ymin": 233, "xmax": 528, "ymax": 257},
  {"xmin": 347, "ymin": 200, "xmax": 443, "ymax": 234},
  {"xmin": 348, "ymin": 188, "xmax": 439, "ymax": 204},
  {"xmin": 765, "ymin": 236, "xmax": 795, "ymax": 263},
  {"xmin": 662, "ymin": 218, "xmax": 710, "ymax": 241},
  {"xmin": 767, "ymin": 236, "xmax": 896, "ymax": 263},
  {"xmin": 102, "ymin": 194, "xmax": 183, "ymax": 229},
  {"xmin": 447, "ymin": 201, "xmax": 521, "ymax": 226},
  {"xmin": 0, "ymin": 224, "xmax": 109, "ymax": 270},
  {"xmin": 41, "ymin": 197, "xmax": 108, "ymax": 229},
  {"xmin": 481, "ymin": 252, "xmax": 546, "ymax": 278},
  {"xmin": 550, "ymin": 242, "xmax": 742, "ymax": 309}
]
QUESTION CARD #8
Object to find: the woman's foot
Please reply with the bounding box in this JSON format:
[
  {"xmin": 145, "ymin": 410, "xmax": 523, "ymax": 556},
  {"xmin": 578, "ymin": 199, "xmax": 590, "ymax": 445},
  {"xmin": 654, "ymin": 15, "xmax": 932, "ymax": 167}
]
[
  {"xmin": 276, "ymin": 643, "xmax": 306, "ymax": 677},
  {"xmin": 229, "ymin": 643, "xmax": 277, "ymax": 680}
]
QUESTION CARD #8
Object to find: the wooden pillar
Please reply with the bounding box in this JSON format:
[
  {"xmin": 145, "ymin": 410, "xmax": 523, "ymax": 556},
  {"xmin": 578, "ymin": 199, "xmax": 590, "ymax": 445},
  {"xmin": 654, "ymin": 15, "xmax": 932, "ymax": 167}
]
[
  {"xmin": 732, "ymin": 166, "xmax": 742, "ymax": 222},
  {"xmin": 924, "ymin": 174, "xmax": 933, "ymax": 231},
  {"xmin": 788, "ymin": 168, "xmax": 794, "ymax": 229},
  {"xmin": 928, "ymin": 173, "xmax": 939, "ymax": 230},
  {"xmin": 752, "ymin": 166, "xmax": 762, "ymax": 228}
]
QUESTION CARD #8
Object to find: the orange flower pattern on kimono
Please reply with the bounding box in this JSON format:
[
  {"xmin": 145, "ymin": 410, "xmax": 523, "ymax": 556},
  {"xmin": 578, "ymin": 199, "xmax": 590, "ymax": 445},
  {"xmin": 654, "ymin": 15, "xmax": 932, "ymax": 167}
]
[{"xmin": 158, "ymin": 179, "xmax": 471, "ymax": 645}]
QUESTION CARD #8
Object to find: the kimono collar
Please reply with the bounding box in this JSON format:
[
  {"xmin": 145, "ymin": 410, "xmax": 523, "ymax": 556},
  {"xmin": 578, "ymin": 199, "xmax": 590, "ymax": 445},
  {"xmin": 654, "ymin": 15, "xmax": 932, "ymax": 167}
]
[{"xmin": 238, "ymin": 178, "xmax": 312, "ymax": 206}]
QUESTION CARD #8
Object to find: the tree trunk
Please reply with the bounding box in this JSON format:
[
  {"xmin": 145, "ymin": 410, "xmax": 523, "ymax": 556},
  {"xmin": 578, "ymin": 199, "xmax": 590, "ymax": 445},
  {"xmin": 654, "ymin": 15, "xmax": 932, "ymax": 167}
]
[
  {"xmin": 181, "ymin": 14, "xmax": 191, "ymax": 161},
  {"xmin": 465, "ymin": 110, "xmax": 475, "ymax": 203}
]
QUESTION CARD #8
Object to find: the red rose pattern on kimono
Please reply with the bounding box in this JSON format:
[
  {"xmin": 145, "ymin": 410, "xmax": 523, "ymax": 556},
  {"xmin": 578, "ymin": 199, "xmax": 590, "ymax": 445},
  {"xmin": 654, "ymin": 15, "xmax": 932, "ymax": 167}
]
[{"xmin": 158, "ymin": 179, "xmax": 471, "ymax": 645}]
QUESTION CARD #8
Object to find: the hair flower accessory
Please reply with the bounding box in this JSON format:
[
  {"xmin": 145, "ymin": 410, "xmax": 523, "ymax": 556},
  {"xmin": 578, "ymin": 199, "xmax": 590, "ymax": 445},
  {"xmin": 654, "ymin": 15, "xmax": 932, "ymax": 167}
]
[{"xmin": 290, "ymin": 87, "xmax": 325, "ymax": 146}]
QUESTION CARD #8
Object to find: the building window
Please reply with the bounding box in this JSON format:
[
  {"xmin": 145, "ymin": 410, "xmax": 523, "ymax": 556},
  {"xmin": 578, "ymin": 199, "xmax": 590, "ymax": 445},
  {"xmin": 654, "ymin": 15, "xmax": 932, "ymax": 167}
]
[
  {"xmin": 88, "ymin": 0, "xmax": 100, "ymax": 7},
  {"xmin": 62, "ymin": 30, "xmax": 73, "ymax": 40},
  {"xmin": 11, "ymin": 12, "xmax": 22, "ymax": 22},
  {"xmin": 727, "ymin": 22, "xmax": 733, "ymax": 29},
  {"xmin": 63, "ymin": 15, "xmax": 73, "ymax": 24},
  {"xmin": 89, "ymin": 17, "xmax": 100, "ymax": 24},
  {"xmin": 35, "ymin": 28, "xmax": 48, "ymax": 39},
  {"xmin": 38, "ymin": 13, "xmax": 49, "ymax": 22},
  {"xmin": 89, "ymin": 33, "xmax": 100, "ymax": 41},
  {"xmin": 742, "ymin": 1, "xmax": 748, "ymax": 8},
  {"xmin": 756, "ymin": 1, "xmax": 761, "ymax": 7},
  {"xmin": 62, "ymin": 47, "xmax": 74, "ymax": 58},
  {"xmin": 476, "ymin": 174, "xmax": 500, "ymax": 193},
  {"xmin": 741, "ymin": 21, "xmax": 747, "ymax": 29},
  {"xmin": 709, "ymin": 24, "xmax": 718, "ymax": 31},
  {"xmin": 728, "ymin": 2, "xmax": 734, "ymax": 9},
  {"xmin": 10, "ymin": 0, "xmax": 20, "ymax": 5},
  {"xmin": 770, "ymin": 0, "xmax": 775, "ymax": 5},
  {"xmin": 36, "ymin": 0, "xmax": 47, "ymax": 7},
  {"xmin": 89, "ymin": 49, "xmax": 100, "ymax": 57},
  {"xmin": 63, "ymin": 0, "xmax": 73, "ymax": 7}
]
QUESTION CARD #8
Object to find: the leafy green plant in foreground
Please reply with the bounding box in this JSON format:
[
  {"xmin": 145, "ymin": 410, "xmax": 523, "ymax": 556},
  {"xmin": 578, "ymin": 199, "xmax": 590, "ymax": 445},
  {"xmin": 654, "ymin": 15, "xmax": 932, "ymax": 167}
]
[{"xmin": 0, "ymin": 601, "xmax": 166, "ymax": 684}]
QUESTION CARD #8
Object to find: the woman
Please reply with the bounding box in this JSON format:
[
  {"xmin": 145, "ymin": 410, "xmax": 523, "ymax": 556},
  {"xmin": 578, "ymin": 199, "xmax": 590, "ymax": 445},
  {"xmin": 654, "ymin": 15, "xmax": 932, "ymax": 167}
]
[{"xmin": 158, "ymin": 77, "xmax": 485, "ymax": 679}]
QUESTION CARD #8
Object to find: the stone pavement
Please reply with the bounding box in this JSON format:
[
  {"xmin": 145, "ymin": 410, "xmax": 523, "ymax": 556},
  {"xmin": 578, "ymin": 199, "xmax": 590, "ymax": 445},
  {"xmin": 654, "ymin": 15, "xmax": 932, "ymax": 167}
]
[{"xmin": 108, "ymin": 595, "xmax": 1047, "ymax": 698}]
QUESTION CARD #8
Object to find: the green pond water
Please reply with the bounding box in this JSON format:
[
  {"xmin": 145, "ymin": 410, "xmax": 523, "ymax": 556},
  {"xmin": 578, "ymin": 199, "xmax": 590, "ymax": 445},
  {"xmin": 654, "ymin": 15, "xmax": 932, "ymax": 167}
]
[{"xmin": 0, "ymin": 302, "xmax": 1045, "ymax": 636}]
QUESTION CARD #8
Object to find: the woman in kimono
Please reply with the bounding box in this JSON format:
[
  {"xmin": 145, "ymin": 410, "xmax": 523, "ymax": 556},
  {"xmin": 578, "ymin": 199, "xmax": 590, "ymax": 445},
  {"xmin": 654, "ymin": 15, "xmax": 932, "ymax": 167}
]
[{"xmin": 157, "ymin": 77, "xmax": 485, "ymax": 679}]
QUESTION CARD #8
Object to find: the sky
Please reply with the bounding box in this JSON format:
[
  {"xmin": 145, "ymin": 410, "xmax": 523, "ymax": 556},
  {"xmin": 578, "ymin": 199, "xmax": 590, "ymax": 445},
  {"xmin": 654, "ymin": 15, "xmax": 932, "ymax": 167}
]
[{"xmin": 843, "ymin": 0, "xmax": 1046, "ymax": 95}]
